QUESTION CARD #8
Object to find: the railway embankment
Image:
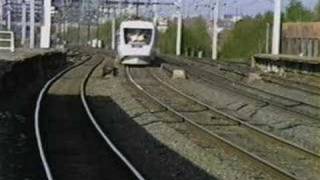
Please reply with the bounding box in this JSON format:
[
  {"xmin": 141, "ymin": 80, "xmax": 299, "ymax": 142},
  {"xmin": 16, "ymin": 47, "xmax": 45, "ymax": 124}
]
[
  {"xmin": 0, "ymin": 49, "xmax": 67, "ymax": 93},
  {"xmin": 0, "ymin": 49, "xmax": 67, "ymax": 180}
]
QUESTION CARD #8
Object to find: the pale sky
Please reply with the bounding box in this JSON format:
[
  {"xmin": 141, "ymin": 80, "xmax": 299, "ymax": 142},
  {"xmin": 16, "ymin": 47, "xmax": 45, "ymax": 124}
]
[{"xmin": 181, "ymin": 0, "xmax": 318, "ymax": 17}]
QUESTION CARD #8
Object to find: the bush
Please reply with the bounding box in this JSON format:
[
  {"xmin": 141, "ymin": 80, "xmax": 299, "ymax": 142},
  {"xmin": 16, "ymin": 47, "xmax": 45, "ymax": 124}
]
[
  {"xmin": 220, "ymin": 14, "xmax": 273, "ymax": 59},
  {"xmin": 157, "ymin": 23, "xmax": 177, "ymax": 54},
  {"xmin": 158, "ymin": 17, "xmax": 211, "ymax": 57}
]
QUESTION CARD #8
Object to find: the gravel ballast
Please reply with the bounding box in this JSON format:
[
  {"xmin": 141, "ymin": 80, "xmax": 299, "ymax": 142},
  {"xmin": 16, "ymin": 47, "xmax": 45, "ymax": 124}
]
[
  {"xmin": 153, "ymin": 64, "xmax": 320, "ymax": 153},
  {"xmin": 85, "ymin": 60, "xmax": 279, "ymax": 180}
]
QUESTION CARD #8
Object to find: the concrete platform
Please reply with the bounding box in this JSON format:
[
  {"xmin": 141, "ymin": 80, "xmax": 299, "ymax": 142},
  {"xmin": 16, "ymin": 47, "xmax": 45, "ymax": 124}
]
[
  {"xmin": 253, "ymin": 54, "xmax": 320, "ymax": 76},
  {"xmin": 0, "ymin": 48, "xmax": 65, "ymax": 62},
  {"xmin": 254, "ymin": 54, "xmax": 320, "ymax": 64},
  {"xmin": 0, "ymin": 48, "xmax": 67, "ymax": 93}
]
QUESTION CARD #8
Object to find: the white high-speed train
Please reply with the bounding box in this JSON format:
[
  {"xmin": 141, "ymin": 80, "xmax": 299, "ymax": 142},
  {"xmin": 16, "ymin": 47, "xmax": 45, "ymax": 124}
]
[{"xmin": 117, "ymin": 20, "xmax": 157, "ymax": 65}]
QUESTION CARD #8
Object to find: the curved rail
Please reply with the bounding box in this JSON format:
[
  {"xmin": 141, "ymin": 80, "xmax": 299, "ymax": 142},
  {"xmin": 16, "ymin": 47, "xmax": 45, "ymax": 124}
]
[
  {"xmin": 35, "ymin": 58, "xmax": 144, "ymax": 180},
  {"xmin": 126, "ymin": 66, "xmax": 299, "ymax": 180},
  {"xmin": 34, "ymin": 58, "xmax": 90, "ymax": 180},
  {"xmin": 80, "ymin": 61, "xmax": 145, "ymax": 180}
]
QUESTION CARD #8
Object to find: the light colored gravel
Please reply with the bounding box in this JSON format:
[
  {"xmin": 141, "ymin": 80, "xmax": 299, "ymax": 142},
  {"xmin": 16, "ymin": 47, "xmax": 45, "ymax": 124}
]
[
  {"xmin": 249, "ymin": 80, "xmax": 320, "ymax": 108},
  {"xmin": 85, "ymin": 62, "xmax": 277, "ymax": 180},
  {"xmin": 153, "ymin": 66, "xmax": 320, "ymax": 153}
]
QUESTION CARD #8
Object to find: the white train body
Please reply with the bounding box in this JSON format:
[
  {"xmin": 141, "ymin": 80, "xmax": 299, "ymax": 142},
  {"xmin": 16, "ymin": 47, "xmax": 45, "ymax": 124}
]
[{"xmin": 117, "ymin": 20, "xmax": 156, "ymax": 65}]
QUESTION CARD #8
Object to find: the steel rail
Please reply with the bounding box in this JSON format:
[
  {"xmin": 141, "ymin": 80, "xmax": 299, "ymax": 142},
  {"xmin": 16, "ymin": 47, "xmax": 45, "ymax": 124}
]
[
  {"xmin": 35, "ymin": 57, "xmax": 144, "ymax": 180},
  {"xmin": 162, "ymin": 55, "xmax": 320, "ymax": 107},
  {"xmin": 162, "ymin": 61, "xmax": 320, "ymax": 121},
  {"xmin": 192, "ymin": 67, "xmax": 320, "ymax": 120},
  {"xmin": 200, "ymin": 67, "xmax": 320, "ymax": 110},
  {"xmin": 126, "ymin": 66, "xmax": 298, "ymax": 180},
  {"xmin": 34, "ymin": 57, "xmax": 90, "ymax": 180},
  {"xmin": 261, "ymin": 74, "xmax": 320, "ymax": 96},
  {"xmin": 80, "ymin": 61, "xmax": 145, "ymax": 180},
  {"xmin": 150, "ymin": 69, "xmax": 320, "ymax": 158},
  {"xmin": 192, "ymin": 57, "xmax": 320, "ymax": 96}
]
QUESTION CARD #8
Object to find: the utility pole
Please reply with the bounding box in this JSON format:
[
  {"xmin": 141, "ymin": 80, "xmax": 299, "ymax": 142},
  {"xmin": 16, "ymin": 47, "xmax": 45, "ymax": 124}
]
[
  {"xmin": 272, "ymin": 0, "xmax": 282, "ymax": 55},
  {"xmin": 30, "ymin": 0, "xmax": 35, "ymax": 48},
  {"xmin": 176, "ymin": 0, "xmax": 182, "ymax": 56},
  {"xmin": 87, "ymin": 12, "xmax": 91, "ymax": 44},
  {"xmin": 118, "ymin": 0, "xmax": 122, "ymax": 16},
  {"xmin": 78, "ymin": 0, "xmax": 84, "ymax": 46},
  {"xmin": 210, "ymin": 2, "xmax": 214, "ymax": 24},
  {"xmin": 40, "ymin": 0, "xmax": 52, "ymax": 48},
  {"xmin": 96, "ymin": 3, "xmax": 101, "ymax": 41},
  {"xmin": 77, "ymin": 15, "xmax": 81, "ymax": 45},
  {"xmin": 59, "ymin": 0, "xmax": 63, "ymax": 34},
  {"xmin": 111, "ymin": 7, "xmax": 116, "ymax": 50},
  {"xmin": 212, "ymin": 0, "xmax": 220, "ymax": 60},
  {"xmin": 64, "ymin": 0, "xmax": 72, "ymax": 41},
  {"xmin": 266, "ymin": 23, "xmax": 270, "ymax": 53},
  {"xmin": 0, "ymin": 1, "xmax": 3, "ymax": 25},
  {"xmin": 7, "ymin": 0, "xmax": 11, "ymax": 30},
  {"xmin": 153, "ymin": 0, "xmax": 158, "ymax": 24},
  {"xmin": 21, "ymin": 1, "xmax": 26, "ymax": 46}
]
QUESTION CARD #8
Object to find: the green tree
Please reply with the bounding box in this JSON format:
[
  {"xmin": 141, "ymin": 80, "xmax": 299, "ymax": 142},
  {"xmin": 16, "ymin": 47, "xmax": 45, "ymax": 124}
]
[
  {"xmin": 182, "ymin": 17, "xmax": 212, "ymax": 57},
  {"xmin": 285, "ymin": 0, "xmax": 313, "ymax": 22},
  {"xmin": 157, "ymin": 23, "xmax": 177, "ymax": 54},
  {"xmin": 158, "ymin": 17, "xmax": 211, "ymax": 57},
  {"xmin": 220, "ymin": 13, "xmax": 273, "ymax": 59},
  {"xmin": 314, "ymin": 0, "xmax": 320, "ymax": 21}
]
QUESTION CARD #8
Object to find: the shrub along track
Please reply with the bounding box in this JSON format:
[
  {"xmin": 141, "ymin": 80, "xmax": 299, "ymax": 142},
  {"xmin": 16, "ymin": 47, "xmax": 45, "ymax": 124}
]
[
  {"xmin": 35, "ymin": 55, "xmax": 143, "ymax": 180},
  {"xmin": 126, "ymin": 66, "xmax": 320, "ymax": 180},
  {"xmin": 160, "ymin": 56, "xmax": 320, "ymax": 122}
]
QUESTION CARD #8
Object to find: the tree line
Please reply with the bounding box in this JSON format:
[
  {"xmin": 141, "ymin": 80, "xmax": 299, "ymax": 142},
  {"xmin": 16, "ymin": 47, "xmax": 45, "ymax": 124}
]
[
  {"xmin": 221, "ymin": 0, "xmax": 320, "ymax": 59},
  {"xmin": 158, "ymin": 0, "xmax": 320, "ymax": 61}
]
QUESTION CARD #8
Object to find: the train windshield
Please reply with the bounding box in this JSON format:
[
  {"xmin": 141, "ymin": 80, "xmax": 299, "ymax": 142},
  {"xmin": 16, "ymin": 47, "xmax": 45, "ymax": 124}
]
[{"xmin": 124, "ymin": 28, "xmax": 152, "ymax": 45}]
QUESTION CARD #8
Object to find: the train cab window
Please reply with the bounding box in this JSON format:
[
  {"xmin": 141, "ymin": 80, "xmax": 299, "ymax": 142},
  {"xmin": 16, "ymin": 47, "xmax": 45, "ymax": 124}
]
[{"xmin": 124, "ymin": 28, "xmax": 152, "ymax": 45}]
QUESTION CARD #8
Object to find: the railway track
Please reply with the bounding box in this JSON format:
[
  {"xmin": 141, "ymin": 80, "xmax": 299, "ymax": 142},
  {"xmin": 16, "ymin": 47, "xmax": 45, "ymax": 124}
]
[
  {"xmin": 197, "ymin": 58, "xmax": 320, "ymax": 96},
  {"xmin": 174, "ymin": 55, "xmax": 320, "ymax": 96},
  {"xmin": 126, "ymin": 66, "xmax": 320, "ymax": 180},
  {"xmin": 35, "ymin": 56, "xmax": 144, "ymax": 180},
  {"xmin": 261, "ymin": 74, "xmax": 320, "ymax": 96},
  {"xmin": 161, "ymin": 56, "xmax": 320, "ymax": 121}
]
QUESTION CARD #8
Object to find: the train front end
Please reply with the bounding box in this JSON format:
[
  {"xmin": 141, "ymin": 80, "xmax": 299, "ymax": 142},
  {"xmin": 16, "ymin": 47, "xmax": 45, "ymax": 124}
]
[{"xmin": 117, "ymin": 20, "xmax": 156, "ymax": 65}]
